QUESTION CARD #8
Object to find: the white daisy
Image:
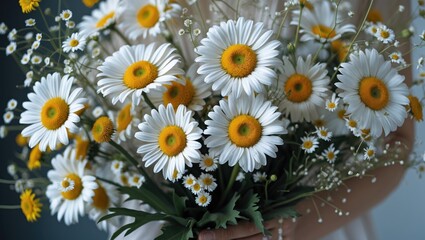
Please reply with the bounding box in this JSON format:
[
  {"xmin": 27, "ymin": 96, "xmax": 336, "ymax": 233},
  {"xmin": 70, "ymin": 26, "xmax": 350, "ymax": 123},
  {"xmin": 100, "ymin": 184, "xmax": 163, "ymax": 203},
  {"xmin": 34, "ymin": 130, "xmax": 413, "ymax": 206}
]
[
  {"xmin": 195, "ymin": 191, "xmax": 212, "ymax": 207},
  {"xmin": 21, "ymin": 54, "xmax": 30, "ymax": 65},
  {"xmin": 7, "ymin": 99, "xmax": 18, "ymax": 110},
  {"xmin": 279, "ymin": 55, "xmax": 329, "ymax": 122},
  {"xmin": 321, "ymin": 105, "xmax": 350, "ymax": 136},
  {"xmin": 25, "ymin": 18, "xmax": 36, "ymax": 27},
  {"xmin": 183, "ymin": 174, "xmax": 196, "ymax": 189},
  {"xmin": 389, "ymin": 51, "xmax": 405, "ymax": 64},
  {"xmin": 253, "ymin": 172, "xmax": 267, "ymax": 183},
  {"xmin": 45, "ymin": 147, "xmax": 98, "ymax": 225},
  {"xmin": 31, "ymin": 40, "xmax": 40, "ymax": 50},
  {"xmin": 60, "ymin": 10, "xmax": 73, "ymax": 21},
  {"xmin": 301, "ymin": 135, "xmax": 319, "ymax": 153},
  {"xmin": 111, "ymin": 160, "xmax": 124, "ymax": 174},
  {"xmin": 291, "ymin": 0, "xmax": 356, "ymax": 42},
  {"xmin": 118, "ymin": 0, "xmax": 181, "ymax": 40},
  {"xmin": 190, "ymin": 180, "xmax": 202, "ymax": 195},
  {"xmin": 375, "ymin": 25, "xmax": 395, "ymax": 44},
  {"xmin": 135, "ymin": 104, "xmax": 202, "ymax": 181},
  {"xmin": 108, "ymin": 103, "xmax": 140, "ymax": 143},
  {"xmin": 0, "ymin": 22, "xmax": 7, "ymax": 34},
  {"xmin": 315, "ymin": 126, "xmax": 332, "ymax": 141},
  {"xmin": 335, "ymin": 49, "xmax": 409, "ymax": 137},
  {"xmin": 322, "ymin": 144, "xmax": 339, "ymax": 163},
  {"xmin": 198, "ymin": 173, "xmax": 217, "ymax": 192},
  {"xmin": 363, "ymin": 146, "xmax": 376, "ymax": 160},
  {"xmin": 325, "ymin": 93, "xmax": 339, "ymax": 112},
  {"xmin": 62, "ymin": 32, "xmax": 86, "ymax": 53},
  {"xmin": 20, "ymin": 73, "xmax": 86, "ymax": 151},
  {"xmin": 78, "ymin": 0, "xmax": 120, "ymax": 37},
  {"xmin": 204, "ymin": 93, "xmax": 286, "ymax": 172},
  {"xmin": 196, "ymin": 17, "xmax": 283, "ymax": 97},
  {"xmin": 199, "ymin": 154, "xmax": 218, "ymax": 172},
  {"xmin": 97, "ymin": 43, "xmax": 183, "ymax": 106},
  {"xmin": 149, "ymin": 63, "xmax": 211, "ymax": 111},
  {"xmin": 31, "ymin": 55, "xmax": 42, "ymax": 65}
]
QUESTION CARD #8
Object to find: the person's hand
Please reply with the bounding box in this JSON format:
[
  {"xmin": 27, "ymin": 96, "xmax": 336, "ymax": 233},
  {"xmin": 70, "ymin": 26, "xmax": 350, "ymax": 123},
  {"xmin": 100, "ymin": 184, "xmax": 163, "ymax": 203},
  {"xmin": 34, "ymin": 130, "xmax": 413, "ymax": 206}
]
[{"xmin": 198, "ymin": 218, "xmax": 297, "ymax": 240}]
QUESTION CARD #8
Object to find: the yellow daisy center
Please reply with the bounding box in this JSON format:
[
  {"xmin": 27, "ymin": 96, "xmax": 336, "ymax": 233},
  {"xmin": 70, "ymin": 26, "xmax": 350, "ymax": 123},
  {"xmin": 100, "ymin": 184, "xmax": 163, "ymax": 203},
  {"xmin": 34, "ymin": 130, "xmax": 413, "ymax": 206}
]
[
  {"xmin": 312, "ymin": 25, "xmax": 336, "ymax": 39},
  {"xmin": 228, "ymin": 115, "xmax": 262, "ymax": 148},
  {"xmin": 221, "ymin": 44, "xmax": 257, "ymax": 78},
  {"xmin": 198, "ymin": 195, "xmax": 208, "ymax": 204},
  {"xmin": 123, "ymin": 61, "xmax": 158, "ymax": 89},
  {"xmin": 83, "ymin": 0, "xmax": 99, "ymax": 8},
  {"xmin": 203, "ymin": 158, "xmax": 214, "ymax": 167},
  {"xmin": 380, "ymin": 30, "xmax": 390, "ymax": 39},
  {"xmin": 69, "ymin": 39, "xmax": 79, "ymax": 47},
  {"xmin": 185, "ymin": 178, "xmax": 194, "ymax": 185},
  {"xmin": 359, "ymin": 77, "xmax": 389, "ymax": 110},
  {"xmin": 202, "ymin": 177, "xmax": 213, "ymax": 186},
  {"xmin": 96, "ymin": 12, "xmax": 115, "ymax": 28},
  {"xmin": 313, "ymin": 119, "xmax": 325, "ymax": 127},
  {"xmin": 327, "ymin": 152, "xmax": 335, "ymax": 160},
  {"xmin": 391, "ymin": 54, "xmax": 399, "ymax": 60},
  {"xmin": 158, "ymin": 126, "xmax": 187, "ymax": 156},
  {"xmin": 163, "ymin": 79, "xmax": 195, "ymax": 110},
  {"xmin": 303, "ymin": 140, "xmax": 313, "ymax": 149},
  {"xmin": 19, "ymin": 0, "xmax": 40, "ymax": 13},
  {"xmin": 284, "ymin": 74, "xmax": 313, "ymax": 103},
  {"xmin": 192, "ymin": 182, "xmax": 201, "ymax": 192},
  {"xmin": 337, "ymin": 109, "xmax": 347, "ymax": 119},
  {"xmin": 137, "ymin": 4, "xmax": 160, "ymax": 28},
  {"xmin": 117, "ymin": 104, "xmax": 133, "ymax": 132},
  {"xmin": 75, "ymin": 136, "xmax": 90, "ymax": 160},
  {"xmin": 16, "ymin": 134, "xmax": 28, "ymax": 147},
  {"xmin": 40, "ymin": 97, "xmax": 70, "ymax": 130},
  {"xmin": 299, "ymin": 0, "xmax": 314, "ymax": 10},
  {"xmin": 28, "ymin": 146, "xmax": 42, "ymax": 170},
  {"xmin": 367, "ymin": 149, "xmax": 375, "ymax": 157},
  {"xmin": 348, "ymin": 119, "xmax": 357, "ymax": 128},
  {"xmin": 120, "ymin": 174, "xmax": 129, "ymax": 186},
  {"xmin": 319, "ymin": 130, "xmax": 328, "ymax": 137},
  {"xmin": 172, "ymin": 169, "xmax": 180, "ymax": 180},
  {"xmin": 61, "ymin": 173, "xmax": 83, "ymax": 200},
  {"xmin": 92, "ymin": 183, "xmax": 109, "ymax": 211},
  {"xmin": 327, "ymin": 102, "xmax": 336, "ymax": 109},
  {"xmin": 20, "ymin": 189, "xmax": 42, "ymax": 222},
  {"xmin": 408, "ymin": 95, "xmax": 423, "ymax": 121},
  {"xmin": 92, "ymin": 116, "xmax": 114, "ymax": 143}
]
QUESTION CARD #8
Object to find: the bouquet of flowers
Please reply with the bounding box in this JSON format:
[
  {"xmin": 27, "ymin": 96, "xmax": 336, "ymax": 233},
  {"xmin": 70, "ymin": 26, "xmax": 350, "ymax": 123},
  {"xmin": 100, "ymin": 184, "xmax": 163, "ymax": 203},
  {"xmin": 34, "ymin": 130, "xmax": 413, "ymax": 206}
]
[{"xmin": 1, "ymin": 0, "xmax": 425, "ymax": 239}]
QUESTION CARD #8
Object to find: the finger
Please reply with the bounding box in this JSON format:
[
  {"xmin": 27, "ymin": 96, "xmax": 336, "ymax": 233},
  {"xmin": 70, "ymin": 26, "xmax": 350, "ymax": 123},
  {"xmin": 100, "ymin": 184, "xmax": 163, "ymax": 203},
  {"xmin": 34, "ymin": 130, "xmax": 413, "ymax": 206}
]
[
  {"xmin": 238, "ymin": 228, "xmax": 277, "ymax": 240},
  {"xmin": 198, "ymin": 221, "xmax": 264, "ymax": 240}
]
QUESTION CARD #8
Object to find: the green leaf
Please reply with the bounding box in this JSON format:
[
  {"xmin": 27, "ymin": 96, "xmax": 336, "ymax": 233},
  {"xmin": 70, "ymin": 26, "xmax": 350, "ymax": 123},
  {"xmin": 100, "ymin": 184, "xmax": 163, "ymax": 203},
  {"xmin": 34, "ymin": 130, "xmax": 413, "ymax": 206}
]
[
  {"xmin": 238, "ymin": 191, "xmax": 265, "ymax": 234},
  {"xmin": 118, "ymin": 186, "xmax": 176, "ymax": 215},
  {"xmin": 155, "ymin": 223, "xmax": 194, "ymax": 240},
  {"xmin": 172, "ymin": 191, "xmax": 187, "ymax": 216},
  {"xmin": 197, "ymin": 194, "xmax": 240, "ymax": 229}
]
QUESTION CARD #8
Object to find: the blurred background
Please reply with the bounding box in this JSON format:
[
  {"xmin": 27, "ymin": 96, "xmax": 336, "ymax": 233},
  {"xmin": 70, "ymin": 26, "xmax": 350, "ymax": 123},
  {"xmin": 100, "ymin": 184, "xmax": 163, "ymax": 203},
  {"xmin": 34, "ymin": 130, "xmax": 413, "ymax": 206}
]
[{"xmin": 0, "ymin": 0, "xmax": 424, "ymax": 239}]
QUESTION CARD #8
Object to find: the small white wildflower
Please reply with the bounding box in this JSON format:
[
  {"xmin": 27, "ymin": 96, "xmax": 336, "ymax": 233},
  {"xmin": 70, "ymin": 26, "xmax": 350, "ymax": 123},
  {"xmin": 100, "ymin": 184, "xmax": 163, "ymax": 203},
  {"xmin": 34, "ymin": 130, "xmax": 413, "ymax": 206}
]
[
  {"xmin": 0, "ymin": 125, "xmax": 7, "ymax": 138},
  {"xmin": 14, "ymin": 179, "xmax": 25, "ymax": 193},
  {"xmin": 21, "ymin": 54, "xmax": 30, "ymax": 65},
  {"xmin": 36, "ymin": 33, "xmax": 42, "ymax": 41},
  {"xmin": 31, "ymin": 40, "xmax": 40, "ymax": 50},
  {"xmin": 394, "ymin": 40, "xmax": 400, "ymax": 47},
  {"xmin": 183, "ymin": 174, "xmax": 196, "ymax": 189},
  {"xmin": 60, "ymin": 10, "xmax": 73, "ymax": 21},
  {"xmin": 5, "ymin": 42, "xmax": 17, "ymax": 56},
  {"xmin": 301, "ymin": 136, "xmax": 319, "ymax": 153},
  {"xmin": 418, "ymin": 57, "xmax": 424, "ymax": 69},
  {"xmin": 398, "ymin": 5, "xmax": 405, "ymax": 12},
  {"xmin": 92, "ymin": 106, "xmax": 104, "ymax": 118},
  {"xmin": 25, "ymin": 32, "xmax": 33, "ymax": 40},
  {"xmin": 7, "ymin": 99, "xmax": 18, "ymax": 110},
  {"xmin": 91, "ymin": 48, "xmax": 101, "ymax": 58},
  {"xmin": 111, "ymin": 160, "xmax": 124, "ymax": 174},
  {"xmin": 66, "ymin": 21, "xmax": 75, "ymax": 29},
  {"xmin": 195, "ymin": 191, "xmax": 212, "ymax": 207},
  {"xmin": 375, "ymin": 25, "xmax": 395, "ymax": 44},
  {"xmin": 24, "ymin": 78, "xmax": 32, "ymax": 87},
  {"xmin": 184, "ymin": 19, "xmax": 192, "ymax": 27},
  {"xmin": 55, "ymin": 16, "xmax": 61, "ymax": 22},
  {"xmin": 190, "ymin": 181, "xmax": 202, "ymax": 195},
  {"xmin": 200, "ymin": 154, "xmax": 218, "ymax": 172},
  {"xmin": 26, "ymin": 48, "xmax": 33, "ymax": 56},
  {"xmin": 129, "ymin": 174, "xmax": 145, "ymax": 188},
  {"xmin": 316, "ymin": 126, "xmax": 332, "ymax": 141},
  {"xmin": 7, "ymin": 164, "xmax": 17, "ymax": 177},
  {"xmin": 64, "ymin": 66, "xmax": 73, "ymax": 74},
  {"xmin": 31, "ymin": 55, "xmax": 42, "ymax": 65},
  {"xmin": 3, "ymin": 111, "xmax": 14, "ymax": 124},
  {"xmin": 178, "ymin": 29, "xmax": 185, "ymax": 35},
  {"xmin": 253, "ymin": 172, "xmax": 267, "ymax": 183},
  {"xmin": 44, "ymin": 57, "xmax": 50, "ymax": 66},
  {"xmin": 193, "ymin": 28, "xmax": 201, "ymax": 36},
  {"xmin": 389, "ymin": 51, "xmax": 405, "ymax": 64},
  {"xmin": 62, "ymin": 32, "xmax": 86, "ymax": 53},
  {"xmin": 322, "ymin": 144, "xmax": 339, "ymax": 163},
  {"xmin": 25, "ymin": 18, "xmax": 36, "ymax": 27},
  {"xmin": 26, "ymin": 71, "xmax": 33, "ymax": 79},
  {"xmin": 8, "ymin": 28, "xmax": 17, "ymax": 41},
  {"xmin": 348, "ymin": 11, "xmax": 354, "ymax": 17},
  {"xmin": 325, "ymin": 93, "xmax": 339, "ymax": 111},
  {"xmin": 199, "ymin": 173, "xmax": 217, "ymax": 192},
  {"xmin": 364, "ymin": 146, "xmax": 376, "ymax": 160},
  {"xmin": 236, "ymin": 172, "xmax": 245, "ymax": 182},
  {"xmin": 0, "ymin": 22, "xmax": 8, "ymax": 34}
]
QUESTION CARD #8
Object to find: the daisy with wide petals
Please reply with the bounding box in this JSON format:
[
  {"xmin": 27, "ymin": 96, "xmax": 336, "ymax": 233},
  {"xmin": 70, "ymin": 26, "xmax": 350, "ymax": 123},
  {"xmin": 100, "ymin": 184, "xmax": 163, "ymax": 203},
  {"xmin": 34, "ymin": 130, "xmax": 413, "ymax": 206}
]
[
  {"xmin": 20, "ymin": 73, "xmax": 86, "ymax": 151},
  {"xmin": 78, "ymin": 0, "xmax": 120, "ymax": 37},
  {"xmin": 291, "ymin": 0, "xmax": 356, "ymax": 42},
  {"xmin": 149, "ymin": 63, "xmax": 211, "ymax": 111},
  {"xmin": 279, "ymin": 55, "xmax": 329, "ymax": 122},
  {"xmin": 62, "ymin": 32, "xmax": 86, "ymax": 53},
  {"xmin": 45, "ymin": 147, "xmax": 98, "ymax": 225},
  {"xmin": 97, "ymin": 43, "xmax": 183, "ymax": 105},
  {"xmin": 196, "ymin": 17, "xmax": 283, "ymax": 97},
  {"xmin": 118, "ymin": 0, "xmax": 181, "ymax": 40},
  {"xmin": 204, "ymin": 93, "xmax": 287, "ymax": 172},
  {"xmin": 135, "ymin": 104, "xmax": 202, "ymax": 181},
  {"xmin": 336, "ymin": 49, "xmax": 409, "ymax": 137}
]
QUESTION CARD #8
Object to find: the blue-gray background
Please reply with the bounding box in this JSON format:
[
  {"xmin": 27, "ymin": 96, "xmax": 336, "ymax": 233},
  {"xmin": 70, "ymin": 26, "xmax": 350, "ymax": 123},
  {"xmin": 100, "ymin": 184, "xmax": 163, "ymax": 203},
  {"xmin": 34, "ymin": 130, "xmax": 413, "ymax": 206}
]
[{"xmin": 0, "ymin": 1, "xmax": 424, "ymax": 240}]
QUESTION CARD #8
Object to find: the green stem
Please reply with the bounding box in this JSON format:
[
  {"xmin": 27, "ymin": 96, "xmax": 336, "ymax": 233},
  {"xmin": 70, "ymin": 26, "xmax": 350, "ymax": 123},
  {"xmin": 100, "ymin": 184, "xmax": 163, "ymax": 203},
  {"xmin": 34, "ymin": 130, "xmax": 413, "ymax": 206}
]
[
  {"xmin": 142, "ymin": 92, "xmax": 157, "ymax": 111},
  {"xmin": 0, "ymin": 179, "xmax": 15, "ymax": 184},
  {"xmin": 0, "ymin": 205, "xmax": 21, "ymax": 209},
  {"xmin": 108, "ymin": 141, "xmax": 147, "ymax": 177},
  {"xmin": 217, "ymin": 165, "xmax": 240, "ymax": 207},
  {"xmin": 112, "ymin": 26, "xmax": 131, "ymax": 46}
]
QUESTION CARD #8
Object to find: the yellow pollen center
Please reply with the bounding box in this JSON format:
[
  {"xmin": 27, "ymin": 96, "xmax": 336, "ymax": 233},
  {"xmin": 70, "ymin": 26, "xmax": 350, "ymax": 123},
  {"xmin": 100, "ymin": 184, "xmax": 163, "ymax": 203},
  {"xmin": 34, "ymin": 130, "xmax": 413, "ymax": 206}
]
[
  {"xmin": 198, "ymin": 195, "xmax": 208, "ymax": 204},
  {"xmin": 158, "ymin": 126, "xmax": 187, "ymax": 156},
  {"xmin": 69, "ymin": 39, "xmax": 79, "ymax": 47},
  {"xmin": 348, "ymin": 119, "xmax": 357, "ymax": 128},
  {"xmin": 123, "ymin": 61, "xmax": 158, "ymax": 89},
  {"xmin": 391, "ymin": 55, "xmax": 399, "ymax": 60},
  {"xmin": 163, "ymin": 79, "xmax": 195, "ymax": 110},
  {"xmin": 186, "ymin": 178, "xmax": 194, "ymax": 185},
  {"xmin": 313, "ymin": 119, "xmax": 325, "ymax": 127},
  {"xmin": 367, "ymin": 9, "xmax": 383, "ymax": 23},
  {"xmin": 92, "ymin": 183, "xmax": 109, "ymax": 211},
  {"xmin": 75, "ymin": 137, "xmax": 90, "ymax": 160},
  {"xmin": 284, "ymin": 74, "xmax": 313, "ymax": 103},
  {"xmin": 337, "ymin": 109, "xmax": 347, "ymax": 119},
  {"xmin": 96, "ymin": 12, "xmax": 115, "ymax": 28},
  {"xmin": 303, "ymin": 141, "xmax": 313, "ymax": 149},
  {"xmin": 92, "ymin": 116, "xmax": 114, "ymax": 143},
  {"xmin": 327, "ymin": 102, "xmax": 336, "ymax": 109},
  {"xmin": 320, "ymin": 130, "xmax": 328, "ymax": 137},
  {"xmin": 193, "ymin": 183, "xmax": 201, "ymax": 191},
  {"xmin": 221, "ymin": 44, "xmax": 257, "ymax": 78},
  {"xmin": 28, "ymin": 146, "xmax": 42, "ymax": 170},
  {"xmin": 312, "ymin": 24, "xmax": 336, "ymax": 39},
  {"xmin": 117, "ymin": 104, "xmax": 133, "ymax": 132},
  {"xmin": 137, "ymin": 4, "xmax": 160, "ymax": 28},
  {"xmin": 120, "ymin": 175, "xmax": 129, "ymax": 186},
  {"xmin": 61, "ymin": 174, "xmax": 83, "ymax": 200},
  {"xmin": 380, "ymin": 30, "xmax": 390, "ymax": 39},
  {"xmin": 228, "ymin": 115, "xmax": 262, "ymax": 148},
  {"xmin": 367, "ymin": 149, "xmax": 375, "ymax": 156},
  {"xmin": 203, "ymin": 178, "xmax": 213, "ymax": 185},
  {"xmin": 359, "ymin": 77, "xmax": 389, "ymax": 110},
  {"xmin": 40, "ymin": 97, "xmax": 69, "ymax": 130},
  {"xmin": 300, "ymin": 0, "xmax": 314, "ymax": 10},
  {"xmin": 408, "ymin": 95, "xmax": 423, "ymax": 121},
  {"xmin": 204, "ymin": 158, "xmax": 214, "ymax": 167},
  {"xmin": 327, "ymin": 152, "xmax": 335, "ymax": 159}
]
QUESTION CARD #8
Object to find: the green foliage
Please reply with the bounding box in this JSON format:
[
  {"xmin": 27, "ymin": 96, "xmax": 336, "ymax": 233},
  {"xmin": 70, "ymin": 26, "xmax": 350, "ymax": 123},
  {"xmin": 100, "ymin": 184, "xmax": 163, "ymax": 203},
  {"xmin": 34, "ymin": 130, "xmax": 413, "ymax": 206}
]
[
  {"xmin": 155, "ymin": 220, "xmax": 195, "ymax": 240},
  {"xmin": 197, "ymin": 194, "xmax": 241, "ymax": 229},
  {"xmin": 238, "ymin": 191, "xmax": 265, "ymax": 234}
]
